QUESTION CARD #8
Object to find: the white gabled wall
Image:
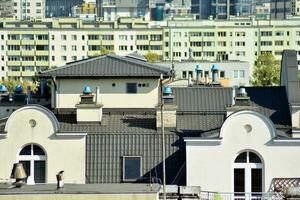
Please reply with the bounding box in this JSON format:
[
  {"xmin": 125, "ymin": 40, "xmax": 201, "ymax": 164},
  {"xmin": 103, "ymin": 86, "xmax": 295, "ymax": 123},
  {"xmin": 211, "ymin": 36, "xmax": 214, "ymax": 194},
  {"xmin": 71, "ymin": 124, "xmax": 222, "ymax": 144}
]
[
  {"xmin": 55, "ymin": 78, "xmax": 159, "ymax": 109},
  {"xmin": 0, "ymin": 105, "xmax": 86, "ymax": 184},
  {"xmin": 186, "ymin": 110, "xmax": 300, "ymax": 193}
]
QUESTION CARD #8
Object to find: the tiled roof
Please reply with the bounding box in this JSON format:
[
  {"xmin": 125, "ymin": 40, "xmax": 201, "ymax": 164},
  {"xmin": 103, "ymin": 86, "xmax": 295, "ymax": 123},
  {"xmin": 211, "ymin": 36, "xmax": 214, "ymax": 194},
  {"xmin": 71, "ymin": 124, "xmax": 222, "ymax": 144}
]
[
  {"xmin": 39, "ymin": 54, "xmax": 170, "ymax": 78},
  {"xmin": 173, "ymin": 87, "xmax": 233, "ymax": 112},
  {"xmin": 58, "ymin": 113, "xmax": 157, "ymax": 134}
]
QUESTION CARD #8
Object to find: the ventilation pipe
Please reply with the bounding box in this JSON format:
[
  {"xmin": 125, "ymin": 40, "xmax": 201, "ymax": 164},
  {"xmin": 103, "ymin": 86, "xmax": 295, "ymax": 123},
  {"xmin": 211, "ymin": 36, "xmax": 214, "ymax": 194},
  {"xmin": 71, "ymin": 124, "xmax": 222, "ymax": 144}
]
[
  {"xmin": 195, "ymin": 64, "xmax": 202, "ymax": 85},
  {"xmin": 95, "ymin": 86, "xmax": 100, "ymax": 104},
  {"xmin": 211, "ymin": 64, "xmax": 219, "ymax": 84}
]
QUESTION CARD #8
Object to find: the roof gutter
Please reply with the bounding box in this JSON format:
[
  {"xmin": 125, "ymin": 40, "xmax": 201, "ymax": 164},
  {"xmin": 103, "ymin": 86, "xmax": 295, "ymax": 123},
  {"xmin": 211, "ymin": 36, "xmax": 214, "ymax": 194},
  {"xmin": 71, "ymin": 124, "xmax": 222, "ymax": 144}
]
[{"xmin": 184, "ymin": 137, "xmax": 222, "ymax": 144}]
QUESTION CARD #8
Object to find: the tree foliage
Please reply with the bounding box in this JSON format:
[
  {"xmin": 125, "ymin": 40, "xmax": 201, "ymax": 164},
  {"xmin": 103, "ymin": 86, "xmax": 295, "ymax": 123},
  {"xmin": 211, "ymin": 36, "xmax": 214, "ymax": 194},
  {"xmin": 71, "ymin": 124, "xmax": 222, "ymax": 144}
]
[
  {"xmin": 250, "ymin": 52, "xmax": 280, "ymax": 86},
  {"xmin": 144, "ymin": 52, "xmax": 161, "ymax": 63},
  {"xmin": 0, "ymin": 80, "xmax": 38, "ymax": 94}
]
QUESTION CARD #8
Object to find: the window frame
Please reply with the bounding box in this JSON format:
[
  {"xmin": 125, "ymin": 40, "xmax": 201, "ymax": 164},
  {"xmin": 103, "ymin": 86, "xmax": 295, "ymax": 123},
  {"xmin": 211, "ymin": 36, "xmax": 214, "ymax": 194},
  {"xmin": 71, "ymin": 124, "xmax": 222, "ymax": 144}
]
[
  {"xmin": 126, "ymin": 83, "xmax": 137, "ymax": 94},
  {"xmin": 122, "ymin": 156, "xmax": 142, "ymax": 182},
  {"xmin": 18, "ymin": 144, "xmax": 46, "ymax": 184}
]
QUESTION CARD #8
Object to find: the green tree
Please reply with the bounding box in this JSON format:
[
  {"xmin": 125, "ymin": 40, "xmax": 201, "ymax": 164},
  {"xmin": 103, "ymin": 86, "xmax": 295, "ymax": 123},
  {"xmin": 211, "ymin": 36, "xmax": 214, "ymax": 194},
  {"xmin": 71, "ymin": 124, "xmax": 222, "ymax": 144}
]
[
  {"xmin": 0, "ymin": 80, "xmax": 38, "ymax": 94},
  {"xmin": 250, "ymin": 52, "xmax": 280, "ymax": 86},
  {"xmin": 144, "ymin": 52, "xmax": 161, "ymax": 63}
]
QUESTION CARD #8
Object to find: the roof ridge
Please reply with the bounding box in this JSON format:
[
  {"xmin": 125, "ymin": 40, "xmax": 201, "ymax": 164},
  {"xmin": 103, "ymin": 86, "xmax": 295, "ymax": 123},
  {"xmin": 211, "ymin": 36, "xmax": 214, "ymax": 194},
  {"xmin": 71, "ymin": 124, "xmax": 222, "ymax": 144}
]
[
  {"xmin": 108, "ymin": 54, "xmax": 170, "ymax": 74},
  {"xmin": 39, "ymin": 55, "xmax": 107, "ymax": 75}
]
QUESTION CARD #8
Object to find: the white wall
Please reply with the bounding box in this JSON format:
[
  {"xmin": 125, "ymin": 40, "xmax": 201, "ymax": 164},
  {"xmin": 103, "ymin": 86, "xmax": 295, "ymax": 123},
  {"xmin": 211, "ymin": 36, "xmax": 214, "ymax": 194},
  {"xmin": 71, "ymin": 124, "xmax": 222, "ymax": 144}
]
[
  {"xmin": 186, "ymin": 110, "xmax": 300, "ymax": 193},
  {"xmin": 0, "ymin": 105, "xmax": 86, "ymax": 184},
  {"xmin": 55, "ymin": 78, "xmax": 159, "ymax": 109}
]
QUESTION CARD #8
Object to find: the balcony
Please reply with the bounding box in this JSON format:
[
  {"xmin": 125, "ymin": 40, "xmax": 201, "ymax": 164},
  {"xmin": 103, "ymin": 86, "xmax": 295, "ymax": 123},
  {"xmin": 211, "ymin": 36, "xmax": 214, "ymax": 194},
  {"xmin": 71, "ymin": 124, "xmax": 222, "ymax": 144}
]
[
  {"xmin": 7, "ymin": 51, "xmax": 21, "ymax": 56},
  {"xmin": 21, "ymin": 71, "xmax": 36, "ymax": 77},
  {"xmin": 7, "ymin": 40, "xmax": 21, "ymax": 45},
  {"xmin": 35, "ymin": 51, "xmax": 49, "ymax": 56},
  {"xmin": 7, "ymin": 71, "xmax": 21, "ymax": 77},
  {"xmin": 88, "ymin": 51, "xmax": 101, "ymax": 57},
  {"xmin": 35, "ymin": 40, "xmax": 49, "ymax": 45},
  {"xmin": 22, "ymin": 61, "xmax": 35, "ymax": 66},
  {"xmin": 87, "ymin": 40, "xmax": 101, "ymax": 45},
  {"xmin": 21, "ymin": 51, "xmax": 35, "ymax": 56},
  {"xmin": 21, "ymin": 40, "xmax": 35, "ymax": 45},
  {"xmin": 7, "ymin": 61, "xmax": 21, "ymax": 66},
  {"xmin": 35, "ymin": 61, "xmax": 49, "ymax": 66}
]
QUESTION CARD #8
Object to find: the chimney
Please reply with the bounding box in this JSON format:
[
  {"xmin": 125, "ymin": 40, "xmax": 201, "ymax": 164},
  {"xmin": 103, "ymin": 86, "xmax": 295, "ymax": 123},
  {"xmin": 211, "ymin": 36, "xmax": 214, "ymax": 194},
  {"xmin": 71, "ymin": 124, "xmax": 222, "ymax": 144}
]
[
  {"xmin": 226, "ymin": 87, "xmax": 256, "ymax": 117},
  {"xmin": 280, "ymin": 50, "xmax": 300, "ymax": 138},
  {"xmin": 76, "ymin": 86, "xmax": 103, "ymax": 123},
  {"xmin": 156, "ymin": 86, "xmax": 178, "ymax": 128}
]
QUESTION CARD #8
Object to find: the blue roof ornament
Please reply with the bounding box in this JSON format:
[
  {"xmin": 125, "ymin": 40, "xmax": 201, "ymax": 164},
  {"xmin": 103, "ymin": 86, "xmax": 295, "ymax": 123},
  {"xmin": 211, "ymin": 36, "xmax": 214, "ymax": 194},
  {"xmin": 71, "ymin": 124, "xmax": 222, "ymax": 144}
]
[
  {"xmin": 0, "ymin": 85, "xmax": 8, "ymax": 93},
  {"xmin": 163, "ymin": 86, "xmax": 172, "ymax": 95},
  {"xmin": 83, "ymin": 86, "xmax": 92, "ymax": 95},
  {"xmin": 195, "ymin": 64, "xmax": 202, "ymax": 72},
  {"xmin": 15, "ymin": 85, "xmax": 23, "ymax": 93},
  {"xmin": 211, "ymin": 64, "xmax": 220, "ymax": 71}
]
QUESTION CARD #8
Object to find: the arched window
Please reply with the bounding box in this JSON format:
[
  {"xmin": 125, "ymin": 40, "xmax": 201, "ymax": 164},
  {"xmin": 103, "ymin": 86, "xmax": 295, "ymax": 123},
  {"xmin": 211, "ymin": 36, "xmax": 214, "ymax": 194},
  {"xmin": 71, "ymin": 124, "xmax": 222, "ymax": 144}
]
[
  {"xmin": 233, "ymin": 151, "xmax": 263, "ymax": 196},
  {"xmin": 18, "ymin": 144, "xmax": 46, "ymax": 184}
]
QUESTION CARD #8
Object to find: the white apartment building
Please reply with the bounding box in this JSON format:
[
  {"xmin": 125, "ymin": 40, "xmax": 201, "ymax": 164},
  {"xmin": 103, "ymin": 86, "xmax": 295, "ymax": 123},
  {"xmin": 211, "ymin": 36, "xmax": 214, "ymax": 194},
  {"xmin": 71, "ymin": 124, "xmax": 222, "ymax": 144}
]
[
  {"xmin": 13, "ymin": 0, "xmax": 45, "ymax": 20},
  {"xmin": 1, "ymin": 17, "xmax": 300, "ymax": 80}
]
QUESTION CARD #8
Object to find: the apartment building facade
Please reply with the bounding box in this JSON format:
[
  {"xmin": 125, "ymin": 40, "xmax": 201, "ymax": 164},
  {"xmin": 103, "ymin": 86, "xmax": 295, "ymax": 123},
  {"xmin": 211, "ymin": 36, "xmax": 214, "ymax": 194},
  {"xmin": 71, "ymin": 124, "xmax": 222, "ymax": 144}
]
[
  {"xmin": 1, "ymin": 17, "xmax": 300, "ymax": 80},
  {"xmin": 13, "ymin": 0, "xmax": 45, "ymax": 20}
]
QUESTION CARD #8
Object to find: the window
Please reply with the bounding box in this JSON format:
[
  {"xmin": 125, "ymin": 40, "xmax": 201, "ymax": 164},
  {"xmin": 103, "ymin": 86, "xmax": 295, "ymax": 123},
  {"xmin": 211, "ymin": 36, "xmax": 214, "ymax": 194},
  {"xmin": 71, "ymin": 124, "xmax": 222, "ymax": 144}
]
[
  {"xmin": 239, "ymin": 70, "xmax": 245, "ymax": 78},
  {"xmin": 61, "ymin": 35, "xmax": 67, "ymax": 40},
  {"xmin": 36, "ymin": 2, "xmax": 41, "ymax": 6},
  {"xmin": 234, "ymin": 151, "xmax": 262, "ymax": 194},
  {"xmin": 182, "ymin": 71, "xmax": 187, "ymax": 79},
  {"xmin": 61, "ymin": 45, "xmax": 66, "ymax": 51},
  {"xmin": 126, "ymin": 83, "xmax": 137, "ymax": 94},
  {"xmin": 122, "ymin": 156, "xmax": 141, "ymax": 181},
  {"xmin": 71, "ymin": 45, "xmax": 77, "ymax": 51},
  {"xmin": 71, "ymin": 56, "xmax": 77, "ymax": 61},
  {"xmin": 234, "ymin": 70, "xmax": 239, "ymax": 78},
  {"xmin": 71, "ymin": 35, "xmax": 77, "ymax": 40},
  {"xmin": 18, "ymin": 144, "xmax": 46, "ymax": 184},
  {"xmin": 61, "ymin": 56, "xmax": 66, "ymax": 61},
  {"xmin": 220, "ymin": 71, "xmax": 225, "ymax": 78}
]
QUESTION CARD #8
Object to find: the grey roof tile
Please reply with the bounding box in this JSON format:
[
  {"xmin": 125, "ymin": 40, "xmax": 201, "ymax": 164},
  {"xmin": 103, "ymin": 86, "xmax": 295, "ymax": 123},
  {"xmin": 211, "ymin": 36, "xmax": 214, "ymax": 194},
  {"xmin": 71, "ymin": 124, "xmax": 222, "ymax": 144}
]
[
  {"xmin": 58, "ymin": 114, "xmax": 157, "ymax": 134},
  {"xmin": 173, "ymin": 87, "xmax": 233, "ymax": 112},
  {"xmin": 39, "ymin": 55, "xmax": 170, "ymax": 78}
]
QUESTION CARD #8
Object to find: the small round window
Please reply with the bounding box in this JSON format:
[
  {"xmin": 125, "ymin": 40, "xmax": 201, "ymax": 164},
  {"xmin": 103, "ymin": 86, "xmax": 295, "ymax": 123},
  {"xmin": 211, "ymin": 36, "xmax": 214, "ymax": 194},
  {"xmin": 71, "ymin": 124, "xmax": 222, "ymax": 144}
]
[{"xmin": 29, "ymin": 119, "xmax": 36, "ymax": 128}]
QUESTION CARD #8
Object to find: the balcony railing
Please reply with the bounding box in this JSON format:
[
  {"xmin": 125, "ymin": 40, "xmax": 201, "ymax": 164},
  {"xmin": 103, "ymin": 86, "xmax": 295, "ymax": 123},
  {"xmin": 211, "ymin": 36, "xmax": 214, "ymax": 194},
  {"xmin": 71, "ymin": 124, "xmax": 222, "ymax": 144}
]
[{"xmin": 200, "ymin": 191, "xmax": 284, "ymax": 200}]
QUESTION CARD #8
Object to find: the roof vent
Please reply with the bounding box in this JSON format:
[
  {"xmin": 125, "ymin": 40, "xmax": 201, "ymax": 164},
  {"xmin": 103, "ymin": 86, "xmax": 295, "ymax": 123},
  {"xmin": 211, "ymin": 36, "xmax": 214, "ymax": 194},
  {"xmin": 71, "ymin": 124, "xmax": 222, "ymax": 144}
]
[
  {"xmin": 237, "ymin": 87, "xmax": 247, "ymax": 97},
  {"xmin": 211, "ymin": 64, "xmax": 220, "ymax": 85},
  {"xmin": 15, "ymin": 85, "xmax": 23, "ymax": 94},
  {"xmin": 0, "ymin": 85, "xmax": 8, "ymax": 93},
  {"xmin": 235, "ymin": 87, "xmax": 250, "ymax": 106},
  {"xmin": 195, "ymin": 64, "xmax": 203, "ymax": 85},
  {"xmin": 83, "ymin": 86, "xmax": 92, "ymax": 95},
  {"xmin": 163, "ymin": 86, "xmax": 172, "ymax": 95}
]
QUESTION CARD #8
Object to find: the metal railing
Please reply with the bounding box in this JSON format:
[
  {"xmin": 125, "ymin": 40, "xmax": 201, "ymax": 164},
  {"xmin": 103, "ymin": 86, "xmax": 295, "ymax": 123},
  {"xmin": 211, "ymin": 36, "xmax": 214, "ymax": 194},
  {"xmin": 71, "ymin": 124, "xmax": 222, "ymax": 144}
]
[{"xmin": 200, "ymin": 191, "xmax": 284, "ymax": 200}]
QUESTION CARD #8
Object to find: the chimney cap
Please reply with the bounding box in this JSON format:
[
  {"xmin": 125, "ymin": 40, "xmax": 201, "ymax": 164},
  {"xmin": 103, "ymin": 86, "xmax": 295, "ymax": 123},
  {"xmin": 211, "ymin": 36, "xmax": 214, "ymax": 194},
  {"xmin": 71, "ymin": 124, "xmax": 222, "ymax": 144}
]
[
  {"xmin": 238, "ymin": 87, "xmax": 247, "ymax": 97},
  {"xmin": 195, "ymin": 64, "xmax": 202, "ymax": 72},
  {"xmin": 15, "ymin": 85, "xmax": 23, "ymax": 93},
  {"xmin": 83, "ymin": 86, "xmax": 92, "ymax": 95},
  {"xmin": 163, "ymin": 86, "xmax": 172, "ymax": 95},
  {"xmin": 211, "ymin": 64, "xmax": 220, "ymax": 71},
  {"xmin": 0, "ymin": 85, "xmax": 8, "ymax": 93}
]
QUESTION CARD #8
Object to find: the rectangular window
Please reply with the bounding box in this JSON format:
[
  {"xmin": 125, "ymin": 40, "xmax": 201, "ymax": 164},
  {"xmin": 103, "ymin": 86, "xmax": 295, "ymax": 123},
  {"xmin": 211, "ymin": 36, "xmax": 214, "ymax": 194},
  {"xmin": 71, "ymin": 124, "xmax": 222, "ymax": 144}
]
[
  {"xmin": 122, "ymin": 156, "xmax": 141, "ymax": 181},
  {"xmin": 61, "ymin": 35, "xmax": 67, "ymax": 40},
  {"xmin": 220, "ymin": 71, "xmax": 225, "ymax": 78},
  {"xmin": 234, "ymin": 70, "xmax": 239, "ymax": 78},
  {"xmin": 126, "ymin": 83, "xmax": 137, "ymax": 94},
  {"xmin": 239, "ymin": 70, "xmax": 245, "ymax": 78}
]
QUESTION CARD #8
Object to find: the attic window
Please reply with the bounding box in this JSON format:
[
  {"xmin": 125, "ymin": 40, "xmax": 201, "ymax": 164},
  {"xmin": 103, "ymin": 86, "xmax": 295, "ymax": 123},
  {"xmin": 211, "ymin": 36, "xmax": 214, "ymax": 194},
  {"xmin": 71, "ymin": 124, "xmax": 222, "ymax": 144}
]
[
  {"xmin": 122, "ymin": 156, "xmax": 142, "ymax": 182},
  {"xmin": 126, "ymin": 83, "xmax": 137, "ymax": 93}
]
